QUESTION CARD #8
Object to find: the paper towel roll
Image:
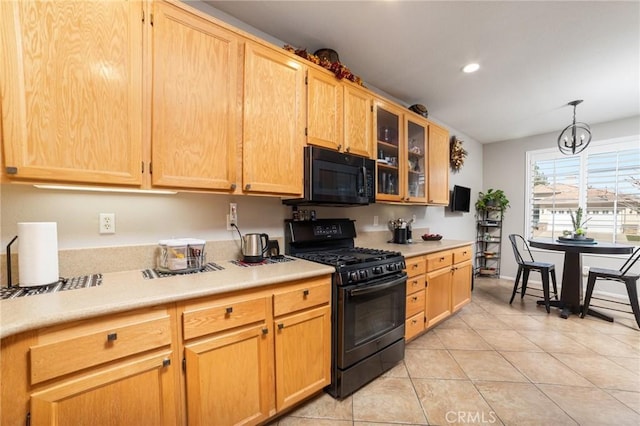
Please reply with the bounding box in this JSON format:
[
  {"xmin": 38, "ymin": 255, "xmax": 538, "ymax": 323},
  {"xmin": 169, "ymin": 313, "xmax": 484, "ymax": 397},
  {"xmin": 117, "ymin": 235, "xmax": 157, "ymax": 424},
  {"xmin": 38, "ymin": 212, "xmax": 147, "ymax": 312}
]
[{"xmin": 18, "ymin": 222, "xmax": 59, "ymax": 287}]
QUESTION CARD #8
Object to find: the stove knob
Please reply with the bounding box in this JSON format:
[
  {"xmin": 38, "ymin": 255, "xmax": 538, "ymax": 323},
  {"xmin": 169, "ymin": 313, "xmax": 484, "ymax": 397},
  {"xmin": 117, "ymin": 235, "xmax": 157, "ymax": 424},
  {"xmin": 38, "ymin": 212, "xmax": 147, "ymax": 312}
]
[
  {"xmin": 349, "ymin": 271, "xmax": 359, "ymax": 282},
  {"xmin": 359, "ymin": 270, "xmax": 368, "ymax": 280},
  {"xmin": 387, "ymin": 263, "xmax": 396, "ymax": 271},
  {"xmin": 373, "ymin": 266, "xmax": 383, "ymax": 274}
]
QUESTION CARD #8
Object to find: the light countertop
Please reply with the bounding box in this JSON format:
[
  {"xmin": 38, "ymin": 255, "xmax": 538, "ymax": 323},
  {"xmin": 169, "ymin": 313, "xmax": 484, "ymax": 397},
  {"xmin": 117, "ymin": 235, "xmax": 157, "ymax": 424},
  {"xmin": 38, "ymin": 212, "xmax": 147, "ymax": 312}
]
[{"xmin": 0, "ymin": 239, "xmax": 473, "ymax": 339}]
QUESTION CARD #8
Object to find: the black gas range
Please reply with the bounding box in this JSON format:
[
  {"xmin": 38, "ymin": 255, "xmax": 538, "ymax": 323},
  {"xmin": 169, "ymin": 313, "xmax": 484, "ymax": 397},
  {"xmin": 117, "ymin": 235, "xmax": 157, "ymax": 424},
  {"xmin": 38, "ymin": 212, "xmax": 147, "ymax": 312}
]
[{"xmin": 285, "ymin": 218, "xmax": 407, "ymax": 399}]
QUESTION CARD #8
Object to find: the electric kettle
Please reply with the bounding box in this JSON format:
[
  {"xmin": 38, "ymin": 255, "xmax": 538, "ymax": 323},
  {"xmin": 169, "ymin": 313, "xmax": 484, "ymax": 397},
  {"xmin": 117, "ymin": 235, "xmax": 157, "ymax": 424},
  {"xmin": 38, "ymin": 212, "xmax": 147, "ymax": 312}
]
[{"xmin": 242, "ymin": 233, "xmax": 269, "ymax": 263}]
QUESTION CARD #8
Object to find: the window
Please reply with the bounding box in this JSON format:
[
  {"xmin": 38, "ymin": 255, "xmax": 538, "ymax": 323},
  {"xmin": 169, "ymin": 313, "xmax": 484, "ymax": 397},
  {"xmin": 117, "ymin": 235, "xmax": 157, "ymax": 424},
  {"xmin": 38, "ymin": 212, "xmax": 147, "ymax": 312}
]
[{"xmin": 526, "ymin": 137, "xmax": 640, "ymax": 245}]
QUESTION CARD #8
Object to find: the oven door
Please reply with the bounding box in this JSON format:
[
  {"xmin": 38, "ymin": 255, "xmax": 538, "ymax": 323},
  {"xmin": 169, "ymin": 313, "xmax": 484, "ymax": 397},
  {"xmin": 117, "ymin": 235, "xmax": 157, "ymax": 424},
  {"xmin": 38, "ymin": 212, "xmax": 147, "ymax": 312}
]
[{"xmin": 336, "ymin": 272, "xmax": 407, "ymax": 369}]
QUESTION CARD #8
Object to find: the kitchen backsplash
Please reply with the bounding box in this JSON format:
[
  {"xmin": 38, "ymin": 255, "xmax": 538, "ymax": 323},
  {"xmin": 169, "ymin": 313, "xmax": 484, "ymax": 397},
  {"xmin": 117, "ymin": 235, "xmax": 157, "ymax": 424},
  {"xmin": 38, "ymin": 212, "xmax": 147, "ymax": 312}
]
[{"xmin": 0, "ymin": 230, "xmax": 439, "ymax": 286}]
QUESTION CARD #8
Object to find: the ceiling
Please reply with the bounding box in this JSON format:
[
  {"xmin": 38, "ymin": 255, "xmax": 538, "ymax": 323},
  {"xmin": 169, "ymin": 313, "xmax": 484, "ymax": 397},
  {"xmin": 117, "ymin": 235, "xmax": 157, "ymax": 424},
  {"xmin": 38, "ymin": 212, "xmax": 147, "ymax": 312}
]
[{"xmin": 205, "ymin": 0, "xmax": 639, "ymax": 144}]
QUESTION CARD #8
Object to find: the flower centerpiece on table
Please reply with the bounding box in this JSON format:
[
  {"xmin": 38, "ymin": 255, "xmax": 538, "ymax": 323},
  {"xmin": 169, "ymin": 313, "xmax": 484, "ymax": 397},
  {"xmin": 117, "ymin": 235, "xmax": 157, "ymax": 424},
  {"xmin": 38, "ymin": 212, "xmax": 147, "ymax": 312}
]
[{"xmin": 568, "ymin": 207, "xmax": 591, "ymax": 239}]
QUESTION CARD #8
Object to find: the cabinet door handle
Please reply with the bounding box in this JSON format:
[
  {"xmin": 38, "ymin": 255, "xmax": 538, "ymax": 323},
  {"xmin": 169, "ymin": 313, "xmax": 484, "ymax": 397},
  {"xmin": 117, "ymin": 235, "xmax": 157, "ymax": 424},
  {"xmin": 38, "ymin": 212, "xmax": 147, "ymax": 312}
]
[
  {"xmin": 262, "ymin": 328, "xmax": 269, "ymax": 335},
  {"xmin": 345, "ymin": 146, "xmax": 351, "ymax": 153},
  {"xmin": 230, "ymin": 183, "xmax": 237, "ymax": 190},
  {"xmin": 226, "ymin": 307, "xmax": 233, "ymax": 314},
  {"xmin": 107, "ymin": 332, "xmax": 118, "ymax": 342},
  {"xmin": 303, "ymin": 289, "xmax": 309, "ymax": 296},
  {"xmin": 337, "ymin": 144, "xmax": 342, "ymax": 151},
  {"xmin": 278, "ymin": 323, "xmax": 284, "ymax": 330},
  {"xmin": 162, "ymin": 358, "xmax": 171, "ymax": 368},
  {"xmin": 245, "ymin": 184, "xmax": 251, "ymax": 190}
]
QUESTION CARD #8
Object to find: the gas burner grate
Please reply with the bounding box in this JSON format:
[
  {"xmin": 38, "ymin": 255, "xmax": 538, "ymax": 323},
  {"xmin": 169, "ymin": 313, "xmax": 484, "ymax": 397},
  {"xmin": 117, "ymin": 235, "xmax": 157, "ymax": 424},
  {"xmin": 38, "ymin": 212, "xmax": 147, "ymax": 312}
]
[
  {"xmin": 229, "ymin": 256, "xmax": 296, "ymax": 267},
  {"xmin": 142, "ymin": 262, "xmax": 224, "ymax": 279},
  {"xmin": 1, "ymin": 274, "xmax": 103, "ymax": 300}
]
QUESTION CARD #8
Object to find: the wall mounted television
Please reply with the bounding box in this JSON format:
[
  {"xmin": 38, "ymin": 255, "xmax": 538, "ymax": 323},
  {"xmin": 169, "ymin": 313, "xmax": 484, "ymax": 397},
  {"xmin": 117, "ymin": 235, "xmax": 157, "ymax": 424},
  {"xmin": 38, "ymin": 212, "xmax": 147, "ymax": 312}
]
[{"xmin": 450, "ymin": 185, "xmax": 471, "ymax": 212}]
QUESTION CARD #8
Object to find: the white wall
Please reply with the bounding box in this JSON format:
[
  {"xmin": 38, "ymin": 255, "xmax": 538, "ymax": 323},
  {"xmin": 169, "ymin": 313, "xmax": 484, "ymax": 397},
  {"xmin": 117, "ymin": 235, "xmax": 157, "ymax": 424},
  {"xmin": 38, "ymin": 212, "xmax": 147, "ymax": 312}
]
[{"xmin": 484, "ymin": 115, "xmax": 640, "ymax": 289}]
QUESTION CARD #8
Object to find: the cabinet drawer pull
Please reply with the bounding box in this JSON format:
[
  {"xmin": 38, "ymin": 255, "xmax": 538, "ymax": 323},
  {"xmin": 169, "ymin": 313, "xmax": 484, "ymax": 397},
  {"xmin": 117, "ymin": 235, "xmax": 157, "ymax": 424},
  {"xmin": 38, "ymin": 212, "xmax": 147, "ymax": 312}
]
[
  {"xmin": 303, "ymin": 289, "xmax": 309, "ymax": 296},
  {"xmin": 262, "ymin": 328, "xmax": 269, "ymax": 335},
  {"xmin": 412, "ymin": 264, "xmax": 418, "ymax": 269},
  {"xmin": 412, "ymin": 296, "xmax": 418, "ymax": 302},
  {"xmin": 412, "ymin": 280, "xmax": 419, "ymax": 286},
  {"xmin": 411, "ymin": 319, "xmax": 417, "ymax": 324},
  {"xmin": 107, "ymin": 332, "xmax": 118, "ymax": 342},
  {"xmin": 440, "ymin": 257, "xmax": 445, "ymax": 261},
  {"xmin": 226, "ymin": 307, "xmax": 233, "ymax": 314},
  {"xmin": 278, "ymin": 323, "xmax": 284, "ymax": 330},
  {"xmin": 162, "ymin": 358, "xmax": 171, "ymax": 368}
]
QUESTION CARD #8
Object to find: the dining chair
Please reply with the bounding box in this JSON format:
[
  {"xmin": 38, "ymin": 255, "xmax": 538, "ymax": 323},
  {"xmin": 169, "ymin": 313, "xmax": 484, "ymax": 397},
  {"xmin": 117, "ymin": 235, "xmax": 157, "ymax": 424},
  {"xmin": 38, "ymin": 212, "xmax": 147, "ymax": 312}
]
[
  {"xmin": 580, "ymin": 247, "xmax": 640, "ymax": 329},
  {"xmin": 508, "ymin": 234, "xmax": 558, "ymax": 313}
]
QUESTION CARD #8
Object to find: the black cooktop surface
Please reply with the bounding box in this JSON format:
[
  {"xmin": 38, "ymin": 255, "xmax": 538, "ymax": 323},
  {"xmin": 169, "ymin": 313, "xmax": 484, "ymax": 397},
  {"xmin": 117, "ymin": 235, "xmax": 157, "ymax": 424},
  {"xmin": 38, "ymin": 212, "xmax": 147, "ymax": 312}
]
[{"xmin": 294, "ymin": 247, "xmax": 401, "ymax": 267}]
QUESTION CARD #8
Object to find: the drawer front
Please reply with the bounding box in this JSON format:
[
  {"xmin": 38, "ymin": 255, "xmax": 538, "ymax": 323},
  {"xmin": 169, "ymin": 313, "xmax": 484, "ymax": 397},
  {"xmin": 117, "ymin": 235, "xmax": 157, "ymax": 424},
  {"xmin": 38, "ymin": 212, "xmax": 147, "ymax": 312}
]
[
  {"xmin": 406, "ymin": 289, "xmax": 425, "ymax": 318},
  {"xmin": 182, "ymin": 296, "xmax": 268, "ymax": 341},
  {"xmin": 406, "ymin": 274, "xmax": 425, "ymax": 295},
  {"xmin": 273, "ymin": 277, "xmax": 331, "ymax": 317},
  {"xmin": 405, "ymin": 312, "xmax": 424, "ymax": 341},
  {"xmin": 31, "ymin": 312, "xmax": 172, "ymax": 384},
  {"xmin": 404, "ymin": 256, "xmax": 426, "ymax": 277},
  {"xmin": 453, "ymin": 246, "xmax": 473, "ymax": 264},
  {"xmin": 425, "ymin": 251, "xmax": 453, "ymax": 272}
]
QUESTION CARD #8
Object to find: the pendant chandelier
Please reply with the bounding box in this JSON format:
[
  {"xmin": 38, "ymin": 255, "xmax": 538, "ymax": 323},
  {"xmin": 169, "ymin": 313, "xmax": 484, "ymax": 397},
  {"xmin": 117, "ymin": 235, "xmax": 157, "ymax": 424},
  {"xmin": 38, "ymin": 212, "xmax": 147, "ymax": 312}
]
[{"xmin": 557, "ymin": 100, "xmax": 592, "ymax": 155}]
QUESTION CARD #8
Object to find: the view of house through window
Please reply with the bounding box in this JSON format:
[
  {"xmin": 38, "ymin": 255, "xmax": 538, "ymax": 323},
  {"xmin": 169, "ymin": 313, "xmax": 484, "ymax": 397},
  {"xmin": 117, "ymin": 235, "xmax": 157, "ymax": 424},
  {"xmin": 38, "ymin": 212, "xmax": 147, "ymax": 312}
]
[{"xmin": 526, "ymin": 137, "xmax": 640, "ymax": 245}]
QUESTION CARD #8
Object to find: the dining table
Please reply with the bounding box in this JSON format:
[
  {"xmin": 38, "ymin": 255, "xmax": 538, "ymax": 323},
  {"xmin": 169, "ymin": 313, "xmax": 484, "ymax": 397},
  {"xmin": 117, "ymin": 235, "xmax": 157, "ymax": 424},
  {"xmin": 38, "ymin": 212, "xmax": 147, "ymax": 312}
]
[{"xmin": 528, "ymin": 238, "xmax": 633, "ymax": 319}]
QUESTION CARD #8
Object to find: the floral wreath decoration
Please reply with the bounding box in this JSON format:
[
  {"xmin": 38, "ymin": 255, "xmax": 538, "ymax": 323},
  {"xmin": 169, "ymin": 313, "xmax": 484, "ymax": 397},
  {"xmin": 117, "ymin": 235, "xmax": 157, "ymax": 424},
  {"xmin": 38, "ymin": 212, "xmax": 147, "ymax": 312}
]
[
  {"xmin": 450, "ymin": 137, "xmax": 467, "ymax": 172},
  {"xmin": 283, "ymin": 45, "xmax": 364, "ymax": 86}
]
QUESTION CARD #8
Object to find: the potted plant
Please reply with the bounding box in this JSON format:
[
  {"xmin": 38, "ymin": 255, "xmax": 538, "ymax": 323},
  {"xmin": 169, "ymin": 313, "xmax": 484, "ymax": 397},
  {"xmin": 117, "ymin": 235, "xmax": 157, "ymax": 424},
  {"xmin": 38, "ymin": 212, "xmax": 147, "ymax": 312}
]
[
  {"xmin": 568, "ymin": 207, "xmax": 591, "ymax": 239},
  {"xmin": 475, "ymin": 188, "xmax": 510, "ymax": 215}
]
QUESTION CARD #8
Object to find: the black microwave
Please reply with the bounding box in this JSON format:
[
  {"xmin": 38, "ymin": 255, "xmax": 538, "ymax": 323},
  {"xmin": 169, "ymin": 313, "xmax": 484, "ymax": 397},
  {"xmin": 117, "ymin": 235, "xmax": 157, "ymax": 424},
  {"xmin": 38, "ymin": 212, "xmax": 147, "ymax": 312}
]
[{"xmin": 283, "ymin": 146, "xmax": 375, "ymax": 206}]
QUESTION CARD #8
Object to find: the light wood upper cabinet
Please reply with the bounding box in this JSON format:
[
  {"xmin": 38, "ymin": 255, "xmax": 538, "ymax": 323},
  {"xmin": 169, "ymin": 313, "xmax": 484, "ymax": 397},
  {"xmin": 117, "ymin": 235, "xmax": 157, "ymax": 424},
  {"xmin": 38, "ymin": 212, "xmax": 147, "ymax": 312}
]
[
  {"xmin": 150, "ymin": 0, "xmax": 240, "ymax": 191},
  {"xmin": 307, "ymin": 69, "xmax": 343, "ymax": 151},
  {"xmin": 1, "ymin": 0, "xmax": 143, "ymax": 185},
  {"xmin": 343, "ymin": 83, "xmax": 373, "ymax": 158},
  {"xmin": 427, "ymin": 122, "xmax": 450, "ymax": 205},
  {"xmin": 243, "ymin": 42, "xmax": 305, "ymax": 196},
  {"xmin": 307, "ymin": 69, "xmax": 373, "ymax": 158}
]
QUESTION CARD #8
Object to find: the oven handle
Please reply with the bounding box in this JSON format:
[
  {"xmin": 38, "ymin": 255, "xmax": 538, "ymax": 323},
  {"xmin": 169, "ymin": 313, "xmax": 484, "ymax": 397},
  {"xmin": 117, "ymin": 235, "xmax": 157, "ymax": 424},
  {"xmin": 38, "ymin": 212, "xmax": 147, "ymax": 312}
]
[{"xmin": 348, "ymin": 273, "xmax": 407, "ymax": 297}]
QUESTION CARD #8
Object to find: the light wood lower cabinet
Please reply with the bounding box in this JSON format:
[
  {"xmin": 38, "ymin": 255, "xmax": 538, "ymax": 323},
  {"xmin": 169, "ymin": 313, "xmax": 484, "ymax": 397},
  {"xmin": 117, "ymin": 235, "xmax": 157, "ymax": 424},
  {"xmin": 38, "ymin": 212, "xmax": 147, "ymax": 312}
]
[
  {"xmin": 0, "ymin": 276, "xmax": 332, "ymax": 426},
  {"xmin": 0, "ymin": 307, "xmax": 180, "ymax": 426},
  {"xmin": 425, "ymin": 265, "xmax": 453, "ymax": 328},
  {"xmin": 30, "ymin": 349, "xmax": 178, "ymax": 426},
  {"xmin": 274, "ymin": 304, "xmax": 331, "ymax": 411},
  {"xmin": 183, "ymin": 323, "xmax": 273, "ymax": 425},
  {"xmin": 404, "ymin": 244, "xmax": 473, "ymax": 339},
  {"xmin": 179, "ymin": 275, "xmax": 331, "ymax": 425}
]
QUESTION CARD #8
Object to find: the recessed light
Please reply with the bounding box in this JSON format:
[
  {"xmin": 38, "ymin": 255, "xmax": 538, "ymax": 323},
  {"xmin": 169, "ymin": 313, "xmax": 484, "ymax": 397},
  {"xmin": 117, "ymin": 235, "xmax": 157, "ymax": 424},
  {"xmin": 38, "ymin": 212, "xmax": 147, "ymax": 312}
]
[{"xmin": 462, "ymin": 63, "xmax": 480, "ymax": 73}]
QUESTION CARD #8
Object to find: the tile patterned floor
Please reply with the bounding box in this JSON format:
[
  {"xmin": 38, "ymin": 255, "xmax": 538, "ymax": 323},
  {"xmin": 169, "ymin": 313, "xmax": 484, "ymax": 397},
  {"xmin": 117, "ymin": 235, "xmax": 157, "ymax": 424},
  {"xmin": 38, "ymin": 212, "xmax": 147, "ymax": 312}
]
[{"xmin": 268, "ymin": 277, "xmax": 640, "ymax": 425}]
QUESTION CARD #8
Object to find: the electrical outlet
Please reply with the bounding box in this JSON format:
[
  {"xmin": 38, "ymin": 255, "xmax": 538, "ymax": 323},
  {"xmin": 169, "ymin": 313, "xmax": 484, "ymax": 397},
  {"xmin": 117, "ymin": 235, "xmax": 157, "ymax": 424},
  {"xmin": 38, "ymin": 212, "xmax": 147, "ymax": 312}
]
[
  {"xmin": 229, "ymin": 203, "xmax": 238, "ymax": 226},
  {"xmin": 99, "ymin": 213, "xmax": 115, "ymax": 234}
]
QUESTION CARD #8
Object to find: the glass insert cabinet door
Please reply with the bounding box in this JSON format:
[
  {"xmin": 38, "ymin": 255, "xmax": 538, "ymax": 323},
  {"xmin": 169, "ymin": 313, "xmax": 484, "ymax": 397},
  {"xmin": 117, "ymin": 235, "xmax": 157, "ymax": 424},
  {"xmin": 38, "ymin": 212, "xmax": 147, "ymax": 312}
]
[
  {"xmin": 375, "ymin": 99, "xmax": 428, "ymax": 203},
  {"xmin": 406, "ymin": 119, "xmax": 426, "ymax": 201},
  {"xmin": 375, "ymin": 102, "xmax": 403, "ymax": 201}
]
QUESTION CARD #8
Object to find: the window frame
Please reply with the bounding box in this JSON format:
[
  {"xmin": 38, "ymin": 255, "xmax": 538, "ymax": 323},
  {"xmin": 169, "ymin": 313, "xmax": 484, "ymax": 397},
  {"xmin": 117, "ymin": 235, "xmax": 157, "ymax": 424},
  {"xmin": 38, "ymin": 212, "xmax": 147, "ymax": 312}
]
[{"xmin": 525, "ymin": 136, "xmax": 640, "ymax": 244}]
